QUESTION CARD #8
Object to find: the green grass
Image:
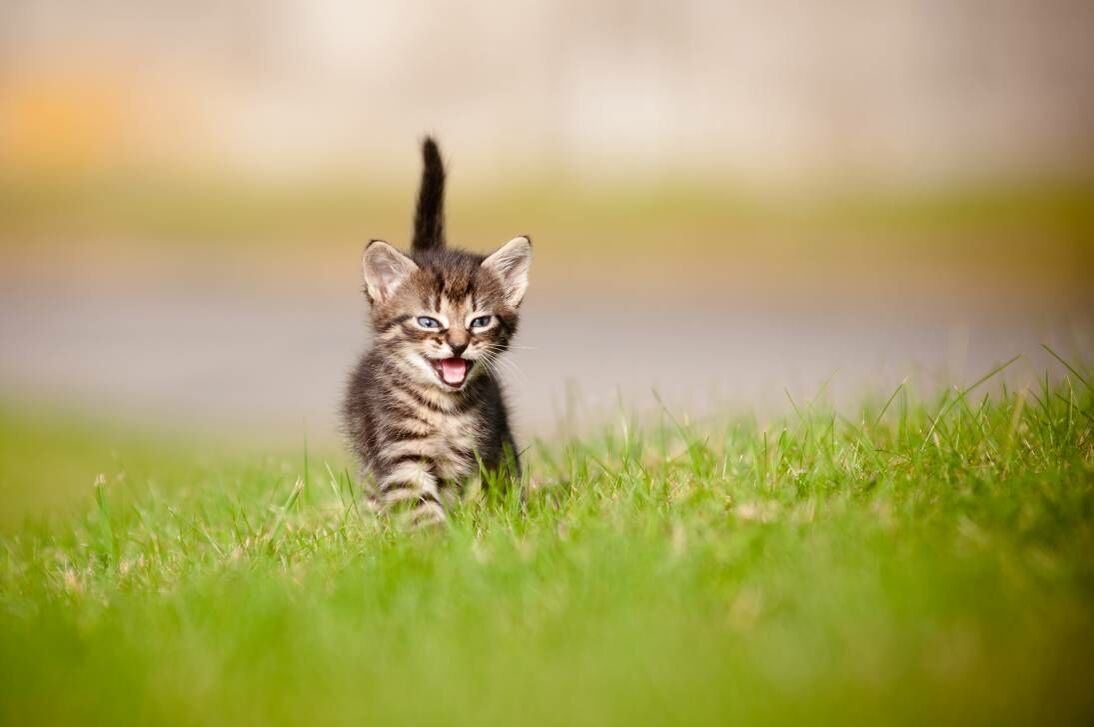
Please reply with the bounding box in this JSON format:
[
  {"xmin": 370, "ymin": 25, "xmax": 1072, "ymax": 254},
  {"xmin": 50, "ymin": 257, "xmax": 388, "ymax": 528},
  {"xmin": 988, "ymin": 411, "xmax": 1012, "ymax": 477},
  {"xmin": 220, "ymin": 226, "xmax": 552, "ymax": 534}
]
[{"xmin": 1, "ymin": 361, "xmax": 1093, "ymax": 726}]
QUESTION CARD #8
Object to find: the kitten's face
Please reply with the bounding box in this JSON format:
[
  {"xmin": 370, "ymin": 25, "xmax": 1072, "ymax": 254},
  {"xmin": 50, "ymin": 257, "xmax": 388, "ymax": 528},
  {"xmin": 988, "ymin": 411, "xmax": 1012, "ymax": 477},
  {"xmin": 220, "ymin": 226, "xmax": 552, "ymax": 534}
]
[{"xmin": 363, "ymin": 237, "xmax": 531, "ymax": 391}]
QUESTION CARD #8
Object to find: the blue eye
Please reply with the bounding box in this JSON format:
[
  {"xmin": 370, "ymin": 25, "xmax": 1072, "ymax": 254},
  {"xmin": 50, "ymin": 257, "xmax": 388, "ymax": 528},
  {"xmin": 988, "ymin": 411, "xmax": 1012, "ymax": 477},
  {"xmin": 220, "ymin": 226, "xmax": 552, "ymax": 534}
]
[
  {"xmin": 417, "ymin": 316, "xmax": 442, "ymax": 329},
  {"xmin": 470, "ymin": 315, "xmax": 492, "ymax": 329}
]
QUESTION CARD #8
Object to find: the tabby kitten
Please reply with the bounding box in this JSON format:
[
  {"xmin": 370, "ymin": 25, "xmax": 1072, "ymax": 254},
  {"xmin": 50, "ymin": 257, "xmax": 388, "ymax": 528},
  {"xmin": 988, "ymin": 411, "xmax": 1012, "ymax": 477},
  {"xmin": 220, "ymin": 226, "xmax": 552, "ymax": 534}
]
[{"xmin": 342, "ymin": 137, "xmax": 532, "ymax": 526}]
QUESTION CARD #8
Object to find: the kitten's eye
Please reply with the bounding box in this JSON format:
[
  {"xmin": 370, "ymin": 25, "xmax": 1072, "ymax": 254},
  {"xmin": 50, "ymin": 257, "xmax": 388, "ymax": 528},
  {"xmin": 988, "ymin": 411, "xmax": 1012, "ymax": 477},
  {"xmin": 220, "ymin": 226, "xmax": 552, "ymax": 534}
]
[
  {"xmin": 470, "ymin": 315, "xmax": 493, "ymax": 329},
  {"xmin": 417, "ymin": 316, "xmax": 442, "ymax": 329}
]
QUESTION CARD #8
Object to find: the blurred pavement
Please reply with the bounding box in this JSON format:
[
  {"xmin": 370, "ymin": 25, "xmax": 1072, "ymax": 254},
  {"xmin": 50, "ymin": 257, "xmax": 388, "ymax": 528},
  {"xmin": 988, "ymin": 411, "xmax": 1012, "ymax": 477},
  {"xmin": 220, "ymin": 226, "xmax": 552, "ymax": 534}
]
[{"xmin": 2, "ymin": 281, "xmax": 1088, "ymax": 444}]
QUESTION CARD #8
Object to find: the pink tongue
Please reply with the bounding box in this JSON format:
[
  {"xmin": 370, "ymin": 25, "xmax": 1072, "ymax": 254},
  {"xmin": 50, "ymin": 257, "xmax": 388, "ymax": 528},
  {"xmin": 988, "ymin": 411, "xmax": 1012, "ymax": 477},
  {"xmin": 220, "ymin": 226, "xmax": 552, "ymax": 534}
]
[{"xmin": 440, "ymin": 358, "xmax": 468, "ymax": 385}]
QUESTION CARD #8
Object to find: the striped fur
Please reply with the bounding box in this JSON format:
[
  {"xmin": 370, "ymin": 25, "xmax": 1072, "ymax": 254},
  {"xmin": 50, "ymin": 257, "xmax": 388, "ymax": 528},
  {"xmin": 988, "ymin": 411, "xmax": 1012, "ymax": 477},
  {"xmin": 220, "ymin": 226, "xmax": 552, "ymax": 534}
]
[{"xmin": 342, "ymin": 137, "xmax": 531, "ymax": 527}]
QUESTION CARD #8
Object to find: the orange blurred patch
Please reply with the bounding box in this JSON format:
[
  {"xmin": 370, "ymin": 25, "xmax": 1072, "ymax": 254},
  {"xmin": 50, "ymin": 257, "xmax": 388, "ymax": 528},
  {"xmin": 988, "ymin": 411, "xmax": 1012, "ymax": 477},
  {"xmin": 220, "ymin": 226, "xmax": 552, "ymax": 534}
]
[{"xmin": 0, "ymin": 69, "xmax": 137, "ymax": 173}]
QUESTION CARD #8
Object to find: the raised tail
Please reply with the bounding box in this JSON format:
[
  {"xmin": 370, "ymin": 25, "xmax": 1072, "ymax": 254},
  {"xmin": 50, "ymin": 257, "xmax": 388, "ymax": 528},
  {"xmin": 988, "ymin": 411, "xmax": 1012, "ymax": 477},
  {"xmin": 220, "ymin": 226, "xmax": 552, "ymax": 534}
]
[{"xmin": 412, "ymin": 136, "xmax": 446, "ymax": 252}]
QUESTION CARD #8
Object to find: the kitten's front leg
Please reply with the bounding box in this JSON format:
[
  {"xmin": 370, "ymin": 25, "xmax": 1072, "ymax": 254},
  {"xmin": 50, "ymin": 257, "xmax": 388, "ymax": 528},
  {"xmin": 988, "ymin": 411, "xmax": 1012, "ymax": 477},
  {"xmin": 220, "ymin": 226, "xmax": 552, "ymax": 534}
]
[{"xmin": 375, "ymin": 459, "xmax": 446, "ymax": 527}]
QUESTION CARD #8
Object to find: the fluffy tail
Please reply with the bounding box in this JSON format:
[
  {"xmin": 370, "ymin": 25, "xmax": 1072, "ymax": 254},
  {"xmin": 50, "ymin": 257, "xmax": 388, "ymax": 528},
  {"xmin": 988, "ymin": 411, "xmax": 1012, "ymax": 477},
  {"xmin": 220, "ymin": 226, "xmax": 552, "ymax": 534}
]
[{"xmin": 412, "ymin": 136, "xmax": 446, "ymax": 252}]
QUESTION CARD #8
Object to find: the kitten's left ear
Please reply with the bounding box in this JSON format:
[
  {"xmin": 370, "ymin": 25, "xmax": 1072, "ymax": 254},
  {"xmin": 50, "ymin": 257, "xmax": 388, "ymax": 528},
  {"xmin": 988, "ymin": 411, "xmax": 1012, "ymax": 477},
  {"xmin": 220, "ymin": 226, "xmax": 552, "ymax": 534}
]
[{"xmin": 482, "ymin": 236, "xmax": 532, "ymax": 307}]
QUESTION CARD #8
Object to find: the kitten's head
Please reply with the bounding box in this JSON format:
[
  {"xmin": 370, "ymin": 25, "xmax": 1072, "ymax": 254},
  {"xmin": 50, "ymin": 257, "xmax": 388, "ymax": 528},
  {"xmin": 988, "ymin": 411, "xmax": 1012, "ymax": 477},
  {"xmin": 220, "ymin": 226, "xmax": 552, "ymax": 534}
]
[{"xmin": 362, "ymin": 236, "xmax": 531, "ymax": 391}]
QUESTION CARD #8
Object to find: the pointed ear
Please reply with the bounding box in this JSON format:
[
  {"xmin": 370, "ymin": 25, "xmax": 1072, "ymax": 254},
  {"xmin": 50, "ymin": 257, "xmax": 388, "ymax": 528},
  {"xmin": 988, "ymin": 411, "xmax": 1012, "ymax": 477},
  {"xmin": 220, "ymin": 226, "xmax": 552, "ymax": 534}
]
[
  {"xmin": 482, "ymin": 236, "xmax": 532, "ymax": 307},
  {"xmin": 362, "ymin": 240, "xmax": 417, "ymax": 303}
]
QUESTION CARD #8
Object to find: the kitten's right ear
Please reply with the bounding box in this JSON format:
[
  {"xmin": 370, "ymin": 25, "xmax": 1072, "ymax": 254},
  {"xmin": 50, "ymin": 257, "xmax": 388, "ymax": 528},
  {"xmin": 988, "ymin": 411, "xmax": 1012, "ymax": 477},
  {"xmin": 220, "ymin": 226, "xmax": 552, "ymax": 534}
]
[{"xmin": 362, "ymin": 240, "xmax": 418, "ymax": 304}]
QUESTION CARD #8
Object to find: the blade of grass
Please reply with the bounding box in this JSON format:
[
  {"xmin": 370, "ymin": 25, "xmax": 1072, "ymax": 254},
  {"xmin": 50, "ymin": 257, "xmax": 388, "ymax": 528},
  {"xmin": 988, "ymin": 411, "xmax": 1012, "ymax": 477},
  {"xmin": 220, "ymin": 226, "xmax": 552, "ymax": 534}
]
[
  {"xmin": 1042, "ymin": 344, "xmax": 1092, "ymax": 391},
  {"xmin": 920, "ymin": 355, "xmax": 1020, "ymax": 453}
]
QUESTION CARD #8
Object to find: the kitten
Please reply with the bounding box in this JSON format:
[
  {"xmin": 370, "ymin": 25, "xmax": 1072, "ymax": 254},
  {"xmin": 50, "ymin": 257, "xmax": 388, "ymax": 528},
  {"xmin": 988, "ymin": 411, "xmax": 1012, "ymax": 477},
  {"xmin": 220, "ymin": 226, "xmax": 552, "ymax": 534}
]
[{"xmin": 342, "ymin": 137, "xmax": 532, "ymax": 526}]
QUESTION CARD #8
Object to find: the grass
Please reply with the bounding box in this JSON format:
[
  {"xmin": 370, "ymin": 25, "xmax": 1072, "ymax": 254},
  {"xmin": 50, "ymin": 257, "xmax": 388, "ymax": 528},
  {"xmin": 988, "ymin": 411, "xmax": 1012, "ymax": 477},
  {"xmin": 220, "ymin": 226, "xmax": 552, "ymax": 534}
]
[{"xmin": 1, "ymin": 360, "xmax": 1093, "ymax": 726}]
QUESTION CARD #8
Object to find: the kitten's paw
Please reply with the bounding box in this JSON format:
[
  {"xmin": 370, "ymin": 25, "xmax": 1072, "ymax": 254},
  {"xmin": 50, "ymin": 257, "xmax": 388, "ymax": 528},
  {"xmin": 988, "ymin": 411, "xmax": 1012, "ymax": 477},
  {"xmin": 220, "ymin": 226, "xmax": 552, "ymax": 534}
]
[{"xmin": 409, "ymin": 498, "xmax": 448, "ymax": 530}]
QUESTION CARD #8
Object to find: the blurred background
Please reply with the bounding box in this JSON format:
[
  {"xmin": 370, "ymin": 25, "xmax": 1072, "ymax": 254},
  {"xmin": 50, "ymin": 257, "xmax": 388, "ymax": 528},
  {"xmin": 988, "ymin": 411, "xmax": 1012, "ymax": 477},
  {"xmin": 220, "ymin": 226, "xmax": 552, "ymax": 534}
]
[{"xmin": 2, "ymin": 0, "xmax": 1093, "ymax": 446}]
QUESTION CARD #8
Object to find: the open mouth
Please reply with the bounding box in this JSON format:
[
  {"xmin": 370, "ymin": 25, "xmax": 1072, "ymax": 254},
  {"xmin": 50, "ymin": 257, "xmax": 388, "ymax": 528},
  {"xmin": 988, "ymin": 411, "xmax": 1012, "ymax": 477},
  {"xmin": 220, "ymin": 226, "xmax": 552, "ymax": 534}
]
[{"xmin": 429, "ymin": 357, "xmax": 470, "ymax": 388}]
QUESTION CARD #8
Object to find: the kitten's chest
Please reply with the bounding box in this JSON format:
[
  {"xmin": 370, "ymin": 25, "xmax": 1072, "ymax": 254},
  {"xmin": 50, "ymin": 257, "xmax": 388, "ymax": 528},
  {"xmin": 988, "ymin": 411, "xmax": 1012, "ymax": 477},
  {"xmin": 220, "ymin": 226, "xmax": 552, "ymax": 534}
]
[
  {"xmin": 384, "ymin": 393, "xmax": 483, "ymax": 479},
  {"xmin": 425, "ymin": 411, "xmax": 481, "ymax": 478}
]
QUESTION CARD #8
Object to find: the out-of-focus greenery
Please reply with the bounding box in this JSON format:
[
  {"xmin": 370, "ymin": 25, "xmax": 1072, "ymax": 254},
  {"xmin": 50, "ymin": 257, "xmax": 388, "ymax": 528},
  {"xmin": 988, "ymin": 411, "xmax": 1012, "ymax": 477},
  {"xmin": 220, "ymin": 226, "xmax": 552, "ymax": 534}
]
[
  {"xmin": 2, "ymin": 356, "xmax": 1092, "ymax": 725},
  {"xmin": 4, "ymin": 173, "xmax": 1092, "ymax": 302},
  {"xmin": 3, "ymin": 173, "xmax": 1093, "ymax": 245}
]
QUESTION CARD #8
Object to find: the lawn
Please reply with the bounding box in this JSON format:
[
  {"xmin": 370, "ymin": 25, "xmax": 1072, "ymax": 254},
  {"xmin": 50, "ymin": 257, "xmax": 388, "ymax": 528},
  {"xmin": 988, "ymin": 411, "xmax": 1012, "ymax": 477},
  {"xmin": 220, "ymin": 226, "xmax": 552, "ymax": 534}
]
[{"xmin": 1, "ymin": 356, "xmax": 1092, "ymax": 726}]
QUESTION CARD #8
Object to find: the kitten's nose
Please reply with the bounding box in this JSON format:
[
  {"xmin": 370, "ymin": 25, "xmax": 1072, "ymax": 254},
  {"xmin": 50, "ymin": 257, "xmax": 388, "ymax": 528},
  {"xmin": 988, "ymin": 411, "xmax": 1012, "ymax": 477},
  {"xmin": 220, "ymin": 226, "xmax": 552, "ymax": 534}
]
[{"xmin": 448, "ymin": 340, "xmax": 468, "ymax": 357}]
